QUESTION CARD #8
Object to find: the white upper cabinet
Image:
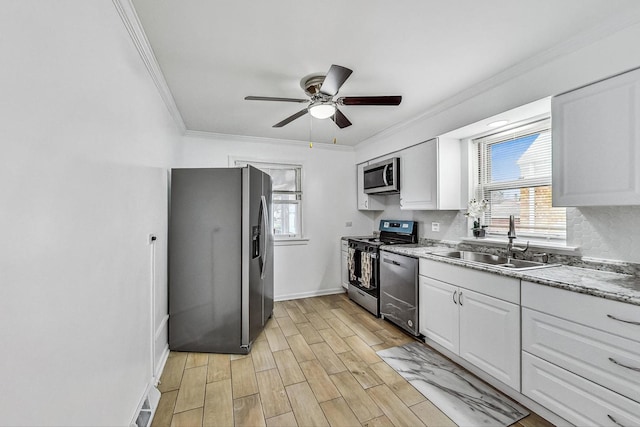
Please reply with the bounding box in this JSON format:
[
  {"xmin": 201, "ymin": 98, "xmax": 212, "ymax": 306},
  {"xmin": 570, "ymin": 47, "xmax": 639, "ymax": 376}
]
[
  {"xmin": 552, "ymin": 67, "xmax": 640, "ymax": 206},
  {"xmin": 400, "ymin": 138, "xmax": 462, "ymax": 210},
  {"xmin": 356, "ymin": 162, "xmax": 385, "ymax": 210}
]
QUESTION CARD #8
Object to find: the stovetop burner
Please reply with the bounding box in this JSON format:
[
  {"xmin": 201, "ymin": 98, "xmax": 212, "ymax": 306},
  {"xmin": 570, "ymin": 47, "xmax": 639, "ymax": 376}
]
[{"xmin": 348, "ymin": 220, "xmax": 417, "ymax": 247}]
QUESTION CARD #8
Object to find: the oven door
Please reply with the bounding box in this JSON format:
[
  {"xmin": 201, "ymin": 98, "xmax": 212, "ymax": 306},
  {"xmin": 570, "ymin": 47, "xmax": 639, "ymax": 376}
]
[
  {"xmin": 348, "ymin": 247, "xmax": 378, "ymax": 295},
  {"xmin": 347, "ymin": 243, "xmax": 380, "ymax": 316}
]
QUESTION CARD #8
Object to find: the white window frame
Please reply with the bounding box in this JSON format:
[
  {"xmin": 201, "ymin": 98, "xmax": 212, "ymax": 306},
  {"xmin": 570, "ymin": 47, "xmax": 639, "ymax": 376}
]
[
  {"xmin": 471, "ymin": 117, "xmax": 566, "ymax": 243},
  {"xmin": 232, "ymin": 158, "xmax": 305, "ymax": 243}
]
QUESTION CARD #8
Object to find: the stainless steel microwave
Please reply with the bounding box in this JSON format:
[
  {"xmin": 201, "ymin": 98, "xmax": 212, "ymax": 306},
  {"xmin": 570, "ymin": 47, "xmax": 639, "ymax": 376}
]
[{"xmin": 363, "ymin": 157, "xmax": 400, "ymax": 194}]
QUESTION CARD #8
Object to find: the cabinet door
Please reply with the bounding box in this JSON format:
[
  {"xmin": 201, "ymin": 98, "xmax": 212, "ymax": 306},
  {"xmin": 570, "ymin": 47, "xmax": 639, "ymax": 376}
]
[
  {"xmin": 400, "ymin": 140, "xmax": 438, "ymax": 210},
  {"xmin": 357, "ymin": 162, "xmax": 385, "ymax": 210},
  {"xmin": 459, "ymin": 289, "xmax": 520, "ymax": 390},
  {"xmin": 419, "ymin": 276, "xmax": 459, "ymax": 353},
  {"xmin": 552, "ymin": 67, "xmax": 640, "ymax": 206}
]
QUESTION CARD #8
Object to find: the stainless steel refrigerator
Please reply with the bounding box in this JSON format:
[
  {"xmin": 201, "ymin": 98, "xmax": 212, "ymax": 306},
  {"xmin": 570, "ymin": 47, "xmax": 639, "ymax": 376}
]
[{"xmin": 168, "ymin": 166, "xmax": 273, "ymax": 354}]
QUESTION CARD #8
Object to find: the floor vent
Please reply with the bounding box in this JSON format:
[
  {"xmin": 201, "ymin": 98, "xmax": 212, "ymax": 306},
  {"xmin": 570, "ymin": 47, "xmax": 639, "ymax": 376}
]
[{"xmin": 131, "ymin": 386, "xmax": 161, "ymax": 427}]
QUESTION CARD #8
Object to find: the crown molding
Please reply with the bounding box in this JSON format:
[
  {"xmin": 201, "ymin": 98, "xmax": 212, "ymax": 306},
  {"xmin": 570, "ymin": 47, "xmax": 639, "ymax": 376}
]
[
  {"xmin": 184, "ymin": 130, "xmax": 354, "ymax": 151},
  {"xmin": 112, "ymin": 0, "xmax": 186, "ymax": 134},
  {"xmin": 356, "ymin": 7, "xmax": 640, "ymax": 150}
]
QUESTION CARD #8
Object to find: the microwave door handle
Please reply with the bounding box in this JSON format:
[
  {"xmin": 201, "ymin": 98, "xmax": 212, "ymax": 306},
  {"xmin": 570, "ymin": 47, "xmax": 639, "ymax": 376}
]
[{"xmin": 382, "ymin": 164, "xmax": 389, "ymax": 186}]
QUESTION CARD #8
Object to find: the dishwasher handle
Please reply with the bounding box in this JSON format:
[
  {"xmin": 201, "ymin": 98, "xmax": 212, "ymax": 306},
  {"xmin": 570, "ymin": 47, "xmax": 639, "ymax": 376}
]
[{"xmin": 383, "ymin": 258, "xmax": 402, "ymax": 266}]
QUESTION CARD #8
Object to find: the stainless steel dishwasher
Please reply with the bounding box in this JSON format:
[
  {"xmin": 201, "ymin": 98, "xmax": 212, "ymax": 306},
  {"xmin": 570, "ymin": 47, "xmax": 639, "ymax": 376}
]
[{"xmin": 380, "ymin": 250, "xmax": 419, "ymax": 336}]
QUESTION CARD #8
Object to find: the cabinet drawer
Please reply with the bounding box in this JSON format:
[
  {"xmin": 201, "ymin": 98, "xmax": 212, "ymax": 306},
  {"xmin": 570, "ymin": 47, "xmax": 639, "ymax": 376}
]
[
  {"xmin": 523, "ymin": 308, "xmax": 640, "ymax": 401},
  {"xmin": 522, "ymin": 281, "xmax": 640, "ymax": 341},
  {"xmin": 522, "ymin": 352, "xmax": 640, "ymax": 427},
  {"xmin": 420, "ymin": 259, "xmax": 519, "ymax": 303}
]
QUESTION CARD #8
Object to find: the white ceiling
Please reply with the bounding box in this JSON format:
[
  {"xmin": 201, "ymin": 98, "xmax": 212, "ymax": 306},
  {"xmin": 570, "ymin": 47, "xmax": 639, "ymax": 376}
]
[{"xmin": 131, "ymin": 0, "xmax": 640, "ymax": 146}]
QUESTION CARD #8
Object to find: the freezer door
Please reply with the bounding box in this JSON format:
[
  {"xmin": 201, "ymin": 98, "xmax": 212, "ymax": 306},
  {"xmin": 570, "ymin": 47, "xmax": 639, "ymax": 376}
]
[
  {"xmin": 245, "ymin": 166, "xmax": 266, "ymax": 345},
  {"xmin": 169, "ymin": 168, "xmax": 243, "ymax": 353}
]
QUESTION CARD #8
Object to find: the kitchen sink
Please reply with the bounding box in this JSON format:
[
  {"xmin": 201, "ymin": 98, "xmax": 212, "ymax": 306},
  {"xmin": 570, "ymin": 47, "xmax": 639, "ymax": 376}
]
[{"xmin": 432, "ymin": 250, "xmax": 557, "ymax": 270}]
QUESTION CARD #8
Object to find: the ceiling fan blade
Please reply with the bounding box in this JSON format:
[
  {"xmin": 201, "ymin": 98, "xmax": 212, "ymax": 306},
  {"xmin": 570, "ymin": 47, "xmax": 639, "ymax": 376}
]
[
  {"xmin": 332, "ymin": 108, "xmax": 352, "ymax": 129},
  {"xmin": 338, "ymin": 95, "xmax": 402, "ymax": 106},
  {"xmin": 273, "ymin": 108, "xmax": 308, "ymax": 128},
  {"xmin": 245, "ymin": 96, "xmax": 308, "ymax": 103},
  {"xmin": 319, "ymin": 65, "xmax": 353, "ymax": 96}
]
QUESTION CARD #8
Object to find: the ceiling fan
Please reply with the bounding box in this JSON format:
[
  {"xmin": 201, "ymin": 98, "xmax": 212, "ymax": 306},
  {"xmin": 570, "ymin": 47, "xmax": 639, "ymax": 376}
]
[{"xmin": 244, "ymin": 64, "xmax": 402, "ymax": 129}]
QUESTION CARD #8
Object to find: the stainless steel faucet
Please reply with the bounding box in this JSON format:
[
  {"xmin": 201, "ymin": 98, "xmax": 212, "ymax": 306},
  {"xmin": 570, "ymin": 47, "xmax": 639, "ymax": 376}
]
[{"xmin": 506, "ymin": 215, "xmax": 529, "ymax": 260}]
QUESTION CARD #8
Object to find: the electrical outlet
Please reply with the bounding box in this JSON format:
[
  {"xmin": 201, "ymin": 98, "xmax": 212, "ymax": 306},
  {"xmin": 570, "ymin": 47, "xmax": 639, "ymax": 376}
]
[
  {"xmin": 431, "ymin": 222, "xmax": 440, "ymax": 232},
  {"xmin": 345, "ymin": 221, "xmax": 353, "ymax": 227}
]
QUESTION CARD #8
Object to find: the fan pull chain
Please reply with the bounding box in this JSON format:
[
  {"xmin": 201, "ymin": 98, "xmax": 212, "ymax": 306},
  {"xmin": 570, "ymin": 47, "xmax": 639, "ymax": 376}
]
[{"xmin": 309, "ymin": 114, "xmax": 313, "ymax": 148}]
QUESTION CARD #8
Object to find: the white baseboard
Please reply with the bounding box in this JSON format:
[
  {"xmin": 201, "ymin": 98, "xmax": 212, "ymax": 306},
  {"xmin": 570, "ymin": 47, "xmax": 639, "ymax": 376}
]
[
  {"xmin": 154, "ymin": 345, "xmax": 170, "ymax": 384},
  {"xmin": 275, "ymin": 287, "xmax": 345, "ymax": 301}
]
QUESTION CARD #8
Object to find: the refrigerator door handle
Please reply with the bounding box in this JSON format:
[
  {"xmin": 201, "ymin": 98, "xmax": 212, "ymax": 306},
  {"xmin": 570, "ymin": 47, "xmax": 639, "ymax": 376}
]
[{"xmin": 260, "ymin": 195, "xmax": 269, "ymax": 279}]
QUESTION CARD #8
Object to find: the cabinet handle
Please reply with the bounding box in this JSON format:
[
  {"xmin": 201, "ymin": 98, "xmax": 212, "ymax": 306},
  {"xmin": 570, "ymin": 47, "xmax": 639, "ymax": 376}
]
[
  {"xmin": 364, "ymin": 200, "xmax": 368, "ymax": 209},
  {"xmin": 459, "ymin": 291, "xmax": 463, "ymax": 306},
  {"xmin": 452, "ymin": 290, "xmax": 457, "ymax": 305},
  {"xmin": 608, "ymin": 357, "xmax": 640, "ymax": 372},
  {"xmin": 607, "ymin": 314, "xmax": 640, "ymax": 326},
  {"xmin": 607, "ymin": 414, "xmax": 627, "ymax": 427}
]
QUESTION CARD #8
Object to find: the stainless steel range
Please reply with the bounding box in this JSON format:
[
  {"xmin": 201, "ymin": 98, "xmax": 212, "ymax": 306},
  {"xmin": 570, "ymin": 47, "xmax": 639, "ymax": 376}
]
[{"xmin": 346, "ymin": 220, "xmax": 417, "ymax": 316}]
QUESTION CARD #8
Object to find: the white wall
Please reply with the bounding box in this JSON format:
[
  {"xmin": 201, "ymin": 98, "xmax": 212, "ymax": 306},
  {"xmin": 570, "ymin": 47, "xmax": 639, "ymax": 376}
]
[
  {"xmin": 371, "ymin": 196, "xmax": 467, "ymax": 242},
  {"xmin": 356, "ymin": 21, "xmax": 640, "ymax": 163},
  {"xmin": 357, "ymin": 20, "xmax": 640, "ymax": 263},
  {"xmin": 0, "ymin": 2, "xmax": 180, "ymax": 425},
  {"xmin": 176, "ymin": 133, "xmax": 374, "ymax": 299}
]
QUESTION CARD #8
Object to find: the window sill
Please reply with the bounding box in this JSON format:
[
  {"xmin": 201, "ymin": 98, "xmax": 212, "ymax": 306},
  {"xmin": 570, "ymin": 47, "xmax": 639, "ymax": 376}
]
[
  {"xmin": 274, "ymin": 238, "xmax": 309, "ymax": 246},
  {"xmin": 459, "ymin": 236, "xmax": 579, "ymax": 254}
]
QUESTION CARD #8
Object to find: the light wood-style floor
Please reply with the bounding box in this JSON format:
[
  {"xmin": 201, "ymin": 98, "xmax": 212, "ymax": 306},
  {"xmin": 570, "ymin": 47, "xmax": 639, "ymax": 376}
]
[{"xmin": 152, "ymin": 293, "xmax": 554, "ymax": 427}]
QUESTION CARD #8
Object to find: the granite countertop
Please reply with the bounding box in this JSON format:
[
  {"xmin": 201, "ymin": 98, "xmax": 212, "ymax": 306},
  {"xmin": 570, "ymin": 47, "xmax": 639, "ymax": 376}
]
[{"xmin": 380, "ymin": 245, "xmax": 640, "ymax": 306}]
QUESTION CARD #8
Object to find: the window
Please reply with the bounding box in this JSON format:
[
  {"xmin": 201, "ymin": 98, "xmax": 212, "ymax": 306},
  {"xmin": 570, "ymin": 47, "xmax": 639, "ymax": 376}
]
[
  {"xmin": 235, "ymin": 160, "xmax": 303, "ymax": 239},
  {"xmin": 473, "ymin": 118, "xmax": 566, "ymax": 240}
]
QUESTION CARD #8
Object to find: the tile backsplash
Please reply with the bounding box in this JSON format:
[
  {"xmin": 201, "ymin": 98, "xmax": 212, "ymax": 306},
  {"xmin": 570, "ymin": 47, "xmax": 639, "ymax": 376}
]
[
  {"xmin": 373, "ymin": 201, "xmax": 640, "ymax": 264},
  {"xmin": 567, "ymin": 206, "xmax": 640, "ymax": 263}
]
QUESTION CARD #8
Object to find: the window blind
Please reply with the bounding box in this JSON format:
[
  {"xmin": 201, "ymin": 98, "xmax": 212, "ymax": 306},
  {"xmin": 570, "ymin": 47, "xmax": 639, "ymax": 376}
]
[{"xmin": 473, "ymin": 118, "xmax": 566, "ymax": 240}]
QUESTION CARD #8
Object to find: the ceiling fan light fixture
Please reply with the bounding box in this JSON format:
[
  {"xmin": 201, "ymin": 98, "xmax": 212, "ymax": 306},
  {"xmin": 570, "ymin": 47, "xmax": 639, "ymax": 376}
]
[{"xmin": 308, "ymin": 101, "xmax": 336, "ymax": 119}]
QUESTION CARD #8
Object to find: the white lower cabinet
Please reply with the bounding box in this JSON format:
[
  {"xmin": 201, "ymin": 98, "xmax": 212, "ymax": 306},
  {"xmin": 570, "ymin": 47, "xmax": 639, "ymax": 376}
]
[
  {"xmin": 522, "ymin": 352, "xmax": 640, "ymax": 427},
  {"xmin": 521, "ymin": 281, "xmax": 640, "ymax": 426},
  {"xmin": 418, "ymin": 260, "xmax": 520, "ymax": 390},
  {"xmin": 418, "ymin": 262, "xmax": 640, "ymax": 425},
  {"xmin": 340, "ymin": 240, "xmax": 349, "ymax": 289}
]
